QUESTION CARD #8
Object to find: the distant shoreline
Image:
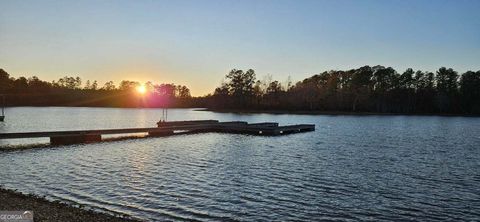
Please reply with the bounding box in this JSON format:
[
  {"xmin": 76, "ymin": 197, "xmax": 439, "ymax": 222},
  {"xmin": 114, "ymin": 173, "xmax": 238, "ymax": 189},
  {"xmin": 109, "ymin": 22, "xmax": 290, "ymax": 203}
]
[
  {"xmin": 2, "ymin": 106, "xmax": 479, "ymax": 117},
  {"xmin": 0, "ymin": 186, "xmax": 139, "ymax": 222},
  {"xmin": 197, "ymin": 108, "xmax": 480, "ymax": 117}
]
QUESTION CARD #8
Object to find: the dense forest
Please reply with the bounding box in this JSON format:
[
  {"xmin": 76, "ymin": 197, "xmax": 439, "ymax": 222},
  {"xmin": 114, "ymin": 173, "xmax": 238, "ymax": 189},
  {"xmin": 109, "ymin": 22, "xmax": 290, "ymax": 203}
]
[
  {"xmin": 1, "ymin": 66, "xmax": 480, "ymax": 115},
  {"xmin": 0, "ymin": 68, "xmax": 193, "ymax": 107},
  {"xmin": 207, "ymin": 66, "xmax": 480, "ymax": 115}
]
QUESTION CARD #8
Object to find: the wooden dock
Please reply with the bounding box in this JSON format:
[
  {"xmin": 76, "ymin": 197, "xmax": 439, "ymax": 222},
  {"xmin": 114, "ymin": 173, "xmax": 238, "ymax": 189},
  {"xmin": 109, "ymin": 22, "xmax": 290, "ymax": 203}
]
[{"xmin": 0, "ymin": 120, "xmax": 315, "ymax": 145}]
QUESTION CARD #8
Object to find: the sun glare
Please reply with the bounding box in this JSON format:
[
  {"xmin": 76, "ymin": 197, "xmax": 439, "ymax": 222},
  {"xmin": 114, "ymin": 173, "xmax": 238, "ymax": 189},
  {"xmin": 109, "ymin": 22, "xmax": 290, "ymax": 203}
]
[{"xmin": 136, "ymin": 85, "xmax": 147, "ymax": 94}]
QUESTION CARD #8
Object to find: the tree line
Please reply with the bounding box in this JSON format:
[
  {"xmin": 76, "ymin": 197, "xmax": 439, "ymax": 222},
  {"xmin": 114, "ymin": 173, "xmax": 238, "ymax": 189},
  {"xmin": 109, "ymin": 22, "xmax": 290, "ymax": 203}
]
[
  {"xmin": 1, "ymin": 66, "xmax": 479, "ymax": 115},
  {"xmin": 0, "ymin": 69, "xmax": 193, "ymax": 107},
  {"xmin": 206, "ymin": 66, "xmax": 480, "ymax": 115}
]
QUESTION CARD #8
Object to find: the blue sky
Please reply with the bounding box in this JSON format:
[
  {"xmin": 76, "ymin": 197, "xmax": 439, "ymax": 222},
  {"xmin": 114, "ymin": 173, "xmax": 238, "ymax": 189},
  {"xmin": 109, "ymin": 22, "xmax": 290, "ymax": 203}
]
[{"xmin": 1, "ymin": 0, "xmax": 479, "ymax": 95}]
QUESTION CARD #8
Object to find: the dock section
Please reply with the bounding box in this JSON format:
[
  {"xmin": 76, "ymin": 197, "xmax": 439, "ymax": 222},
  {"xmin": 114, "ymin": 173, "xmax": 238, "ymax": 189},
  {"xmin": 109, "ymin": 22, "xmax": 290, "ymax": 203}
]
[{"xmin": 0, "ymin": 120, "xmax": 315, "ymax": 145}]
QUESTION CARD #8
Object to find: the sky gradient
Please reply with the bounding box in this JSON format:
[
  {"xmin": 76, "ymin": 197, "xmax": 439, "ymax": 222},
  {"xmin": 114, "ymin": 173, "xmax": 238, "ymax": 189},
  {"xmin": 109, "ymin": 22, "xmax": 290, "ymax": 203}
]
[{"xmin": 1, "ymin": 0, "xmax": 479, "ymax": 96}]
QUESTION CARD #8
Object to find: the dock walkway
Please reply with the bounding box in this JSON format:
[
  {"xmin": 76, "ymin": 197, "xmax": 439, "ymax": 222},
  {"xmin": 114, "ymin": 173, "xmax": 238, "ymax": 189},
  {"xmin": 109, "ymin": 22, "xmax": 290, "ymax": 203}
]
[{"xmin": 0, "ymin": 120, "xmax": 315, "ymax": 145}]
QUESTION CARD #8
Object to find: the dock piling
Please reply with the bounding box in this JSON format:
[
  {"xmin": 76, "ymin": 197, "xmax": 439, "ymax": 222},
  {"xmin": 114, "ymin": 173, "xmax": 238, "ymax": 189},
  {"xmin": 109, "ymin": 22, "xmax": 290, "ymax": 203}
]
[{"xmin": 0, "ymin": 95, "xmax": 5, "ymax": 122}]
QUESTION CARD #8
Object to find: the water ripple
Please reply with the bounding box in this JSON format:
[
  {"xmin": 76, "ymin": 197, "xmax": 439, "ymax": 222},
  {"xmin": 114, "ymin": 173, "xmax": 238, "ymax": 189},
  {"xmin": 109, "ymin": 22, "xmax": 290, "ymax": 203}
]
[{"xmin": 1, "ymin": 108, "xmax": 480, "ymax": 221}]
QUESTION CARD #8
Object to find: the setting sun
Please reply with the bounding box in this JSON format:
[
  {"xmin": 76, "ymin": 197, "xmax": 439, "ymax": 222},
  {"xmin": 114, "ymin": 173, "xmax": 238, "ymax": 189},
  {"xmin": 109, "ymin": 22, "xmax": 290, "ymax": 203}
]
[{"xmin": 136, "ymin": 85, "xmax": 146, "ymax": 94}]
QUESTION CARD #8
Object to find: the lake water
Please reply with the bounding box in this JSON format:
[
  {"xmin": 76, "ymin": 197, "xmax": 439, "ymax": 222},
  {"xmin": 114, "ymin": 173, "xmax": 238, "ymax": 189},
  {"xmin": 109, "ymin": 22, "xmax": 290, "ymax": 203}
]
[{"xmin": 1, "ymin": 107, "xmax": 479, "ymax": 221}]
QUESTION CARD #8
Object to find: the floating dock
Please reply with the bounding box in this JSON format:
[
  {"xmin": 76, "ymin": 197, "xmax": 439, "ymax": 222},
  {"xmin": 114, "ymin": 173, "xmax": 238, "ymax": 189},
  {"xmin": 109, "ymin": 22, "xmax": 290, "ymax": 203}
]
[{"xmin": 0, "ymin": 120, "xmax": 315, "ymax": 145}]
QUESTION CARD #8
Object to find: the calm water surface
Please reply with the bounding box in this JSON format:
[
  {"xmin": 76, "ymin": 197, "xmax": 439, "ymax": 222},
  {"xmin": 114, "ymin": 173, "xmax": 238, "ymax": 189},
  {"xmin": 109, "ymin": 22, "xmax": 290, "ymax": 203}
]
[{"xmin": 0, "ymin": 107, "xmax": 479, "ymax": 221}]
